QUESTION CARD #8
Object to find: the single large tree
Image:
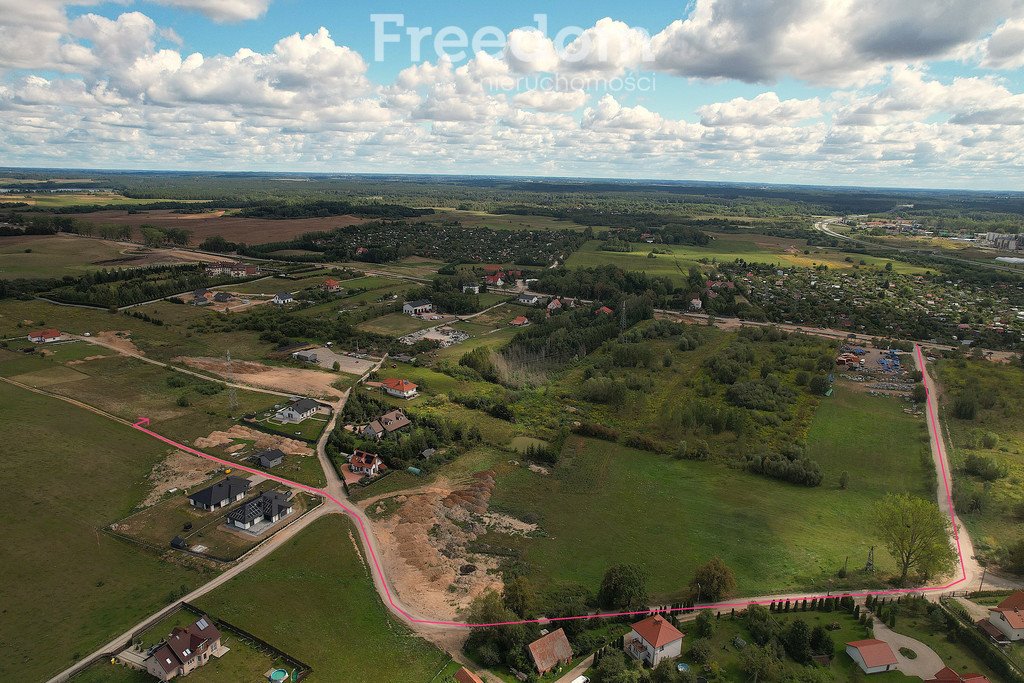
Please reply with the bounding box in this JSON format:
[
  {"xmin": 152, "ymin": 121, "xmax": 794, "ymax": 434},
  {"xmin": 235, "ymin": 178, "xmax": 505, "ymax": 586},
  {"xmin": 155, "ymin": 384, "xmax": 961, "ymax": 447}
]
[
  {"xmin": 690, "ymin": 556, "xmax": 738, "ymax": 602},
  {"xmin": 598, "ymin": 563, "xmax": 649, "ymax": 610},
  {"xmin": 873, "ymin": 493, "xmax": 956, "ymax": 584}
]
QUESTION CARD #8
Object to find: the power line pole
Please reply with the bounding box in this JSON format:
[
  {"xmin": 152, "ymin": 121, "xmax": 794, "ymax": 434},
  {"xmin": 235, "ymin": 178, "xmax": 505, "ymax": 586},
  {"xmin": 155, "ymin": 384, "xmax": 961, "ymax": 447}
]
[{"xmin": 225, "ymin": 349, "xmax": 238, "ymax": 415}]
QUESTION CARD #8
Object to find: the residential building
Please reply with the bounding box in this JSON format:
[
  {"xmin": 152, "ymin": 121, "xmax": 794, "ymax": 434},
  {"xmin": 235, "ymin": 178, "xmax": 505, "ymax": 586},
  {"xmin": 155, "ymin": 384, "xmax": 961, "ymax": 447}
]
[
  {"xmin": 272, "ymin": 292, "xmax": 294, "ymax": 305},
  {"xmin": 484, "ymin": 274, "xmax": 504, "ymax": 286},
  {"xmin": 595, "ymin": 305, "xmax": 614, "ymax": 316},
  {"xmin": 517, "ymin": 294, "xmax": 540, "ymax": 305},
  {"xmin": 689, "ymin": 297, "xmax": 703, "ymax": 311},
  {"xmin": 212, "ymin": 292, "xmax": 232, "ymax": 303},
  {"xmin": 462, "ymin": 284, "xmax": 480, "ymax": 294},
  {"xmin": 144, "ymin": 615, "xmax": 223, "ymax": 681},
  {"xmin": 988, "ymin": 592, "xmax": 1024, "ymax": 640},
  {"xmin": 846, "ymin": 639, "xmax": 898, "ymax": 674},
  {"xmin": 188, "ymin": 476, "xmax": 251, "ymax": 511},
  {"xmin": 349, "ymin": 450, "xmax": 383, "ymax": 476},
  {"xmin": 324, "ymin": 277, "xmax": 342, "ymax": 292},
  {"xmin": 363, "ymin": 409, "xmax": 411, "ymax": 439},
  {"xmin": 510, "ymin": 315, "xmax": 530, "ymax": 327},
  {"xmin": 527, "ymin": 628, "xmax": 573, "ymax": 675},
  {"xmin": 403, "ymin": 299, "xmax": 433, "ymax": 315},
  {"xmin": 454, "ymin": 667, "xmax": 484, "ymax": 683},
  {"xmin": 291, "ymin": 349, "xmax": 318, "ymax": 363},
  {"xmin": 226, "ymin": 490, "xmax": 293, "ymax": 530},
  {"xmin": 625, "ymin": 615, "xmax": 684, "ymax": 667},
  {"xmin": 254, "ymin": 448, "xmax": 285, "ymax": 468},
  {"xmin": 27, "ymin": 328, "xmax": 61, "ymax": 343},
  {"xmin": 191, "ymin": 289, "xmax": 210, "ymax": 305},
  {"xmin": 927, "ymin": 667, "xmax": 990, "ymax": 682},
  {"xmin": 381, "ymin": 377, "xmax": 418, "ymax": 399},
  {"xmin": 547, "ymin": 298, "xmax": 563, "ymax": 312},
  {"xmin": 275, "ymin": 398, "xmax": 321, "ymax": 423}
]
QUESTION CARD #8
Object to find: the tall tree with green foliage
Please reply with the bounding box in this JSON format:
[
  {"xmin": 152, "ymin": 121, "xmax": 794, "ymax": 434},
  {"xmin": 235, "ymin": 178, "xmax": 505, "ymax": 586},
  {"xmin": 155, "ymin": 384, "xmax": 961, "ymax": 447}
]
[
  {"xmin": 690, "ymin": 556, "xmax": 738, "ymax": 602},
  {"xmin": 873, "ymin": 493, "xmax": 956, "ymax": 584},
  {"xmin": 598, "ymin": 563, "xmax": 649, "ymax": 610}
]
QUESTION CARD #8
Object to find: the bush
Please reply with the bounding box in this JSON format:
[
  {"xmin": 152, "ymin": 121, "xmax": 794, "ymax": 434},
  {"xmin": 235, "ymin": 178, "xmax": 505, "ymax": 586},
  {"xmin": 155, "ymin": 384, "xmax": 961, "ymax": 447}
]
[{"xmin": 572, "ymin": 422, "xmax": 619, "ymax": 441}]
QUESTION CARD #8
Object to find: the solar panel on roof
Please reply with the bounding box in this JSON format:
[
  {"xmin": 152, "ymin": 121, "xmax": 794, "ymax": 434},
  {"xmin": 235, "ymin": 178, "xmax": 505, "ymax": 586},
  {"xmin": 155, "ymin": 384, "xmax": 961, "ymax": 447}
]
[{"xmin": 196, "ymin": 618, "xmax": 208, "ymax": 629}]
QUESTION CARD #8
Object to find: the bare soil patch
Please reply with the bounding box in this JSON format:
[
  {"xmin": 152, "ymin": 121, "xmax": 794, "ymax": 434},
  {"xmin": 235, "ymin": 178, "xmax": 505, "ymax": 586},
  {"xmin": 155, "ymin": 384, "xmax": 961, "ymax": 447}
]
[
  {"xmin": 175, "ymin": 356, "xmax": 342, "ymax": 399},
  {"xmin": 92, "ymin": 330, "xmax": 144, "ymax": 356},
  {"xmin": 367, "ymin": 471, "xmax": 504, "ymax": 620},
  {"xmin": 62, "ymin": 210, "xmax": 368, "ymax": 245},
  {"xmin": 143, "ymin": 450, "xmax": 217, "ymax": 507},
  {"xmin": 193, "ymin": 424, "xmax": 312, "ymax": 456}
]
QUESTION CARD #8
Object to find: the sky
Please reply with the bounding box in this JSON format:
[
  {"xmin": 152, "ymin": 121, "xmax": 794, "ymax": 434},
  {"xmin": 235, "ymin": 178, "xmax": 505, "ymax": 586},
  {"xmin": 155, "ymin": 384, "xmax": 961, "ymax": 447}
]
[{"xmin": 3, "ymin": 1, "xmax": 1024, "ymax": 189}]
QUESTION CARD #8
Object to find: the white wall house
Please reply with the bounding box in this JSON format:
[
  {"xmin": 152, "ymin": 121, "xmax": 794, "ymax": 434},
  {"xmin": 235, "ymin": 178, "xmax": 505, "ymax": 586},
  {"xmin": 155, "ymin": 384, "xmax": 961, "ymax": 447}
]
[
  {"xmin": 275, "ymin": 398, "xmax": 320, "ymax": 423},
  {"xmin": 403, "ymin": 299, "xmax": 432, "ymax": 315},
  {"xmin": 272, "ymin": 292, "xmax": 294, "ymax": 305},
  {"xmin": 846, "ymin": 640, "xmax": 897, "ymax": 674},
  {"xmin": 625, "ymin": 615, "xmax": 684, "ymax": 667},
  {"xmin": 989, "ymin": 593, "xmax": 1024, "ymax": 640}
]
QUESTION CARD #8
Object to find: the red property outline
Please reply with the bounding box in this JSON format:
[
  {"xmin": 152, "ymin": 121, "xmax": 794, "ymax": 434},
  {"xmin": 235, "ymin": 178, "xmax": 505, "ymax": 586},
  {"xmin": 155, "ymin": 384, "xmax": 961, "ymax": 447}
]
[{"xmin": 131, "ymin": 344, "xmax": 966, "ymax": 628}]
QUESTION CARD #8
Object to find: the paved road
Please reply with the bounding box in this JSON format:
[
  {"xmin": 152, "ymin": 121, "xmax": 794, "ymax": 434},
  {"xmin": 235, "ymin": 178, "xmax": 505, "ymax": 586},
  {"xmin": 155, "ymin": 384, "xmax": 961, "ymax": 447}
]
[{"xmin": 871, "ymin": 618, "xmax": 944, "ymax": 679}]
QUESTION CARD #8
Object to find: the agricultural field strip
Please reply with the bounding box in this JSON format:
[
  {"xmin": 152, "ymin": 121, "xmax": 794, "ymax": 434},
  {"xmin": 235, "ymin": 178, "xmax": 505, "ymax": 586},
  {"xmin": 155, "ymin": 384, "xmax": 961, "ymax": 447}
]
[{"xmin": 125, "ymin": 344, "xmax": 972, "ymax": 629}]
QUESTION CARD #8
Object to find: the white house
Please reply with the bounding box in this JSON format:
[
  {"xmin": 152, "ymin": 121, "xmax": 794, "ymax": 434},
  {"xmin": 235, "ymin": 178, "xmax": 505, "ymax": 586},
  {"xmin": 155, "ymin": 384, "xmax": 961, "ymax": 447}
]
[
  {"xmin": 624, "ymin": 615, "xmax": 684, "ymax": 667},
  {"xmin": 462, "ymin": 285, "xmax": 480, "ymax": 294},
  {"xmin": 381, "ymin": 377, "xmax": 418, "ymax": 399},
  {"xmin": 518, "ymin": 294, "xmax": 540, "ymax": 305},
  {"xmin": 27, "ymin": 328, "xmax": 61, "ymax": 343},
  {"xmin": 989, "ymin": 593, "xmax": 1024, "ymax": 640},
  {"xmin": 275, "ymin": 398, "xmax": 320, "ymax": 423},
  {"xmin": 349, "ymin": 450, "xmax": 383, "ymax": 476},
  {"xmin": 403, "ymin": 299, "xmax": 432, "ymax": 315},
  {"xmin": 689, "ymin": 297, "xmax": 703, "ymax": 311},
  {"xmin": 272, "ymin": 292, "xmax": 294, "ymax": 305},
  {"xmin": 846, "ymin": 639, "xmax": 898, "ymax": 674}
]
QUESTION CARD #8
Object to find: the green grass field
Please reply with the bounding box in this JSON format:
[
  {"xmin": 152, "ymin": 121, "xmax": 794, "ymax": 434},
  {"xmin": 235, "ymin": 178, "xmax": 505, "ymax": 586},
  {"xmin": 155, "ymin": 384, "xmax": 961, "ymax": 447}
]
[
  {"xmin": 356, "ymin": 312, "xmax": 441, "ymax": 336},
  {"xmin": 933, "ymin": 358, "xmax": 1024, "ymax": 563},
  {"xmin": 0, "ymin": 191, "xmax": 192, "ymax": 207},
  {"xmin": 195, "ymin": 515, "xmax": 452, "ymax": 682},
  {"xmin": 0, "ymin": 235, "xmax": 143, "ymax": 278},
  {"xmin": 564, "ymin": 235, "xmax": 925, "ymax": 284},
  {"xmin": 422, "ymin": 209, "xmax": 592, "ymax": 231},
  {"xmin": 0, "ymin": 381, "xmax": 207, "ymax": 681},
  {"xmin": 480, "ymin": 384, "xmax": 930, "ymax": 601}
]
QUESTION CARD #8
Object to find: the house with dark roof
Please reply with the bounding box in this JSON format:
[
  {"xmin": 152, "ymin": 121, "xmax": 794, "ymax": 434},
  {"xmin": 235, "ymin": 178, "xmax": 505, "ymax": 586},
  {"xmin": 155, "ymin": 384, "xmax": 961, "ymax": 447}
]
[
  {"xmin": 363, "ymin": 409, "xmax": 411, "ymax": 439},
  {"xmin": 403, "ymin": 299, "xmax": 433, "ymax": 315},
  {"xmin": 846, "ymin": 639, "xmax": 898, "ymax": 674},
  {"xmin": 626, "ymin": 614, "xmax": 684, "ymax": 667},
  {"xmin": 275, "ymin": 398, "xmax": 321, "ymax": 423},
  {"xmin": 527, "ymin": 628, "xmax": 572, "ymax": 675},
  {"xmin": 212, "ymin": 292, "xmax": 232, "ymax": 303},
  {"xmin": 188, "ymin": 476, "xmax": 251, "ymax": 511},
  {"xmin": 272, "ymin": 292, "xmax": 294, "ymax": 305},
  {"xmin": 226, "ymin": 490, "xmax": 293, "ymax": 530},
  {"xmin": 144, "ymin": 614, "xmax": 223, "ymax": 681},
  {"xmin": 254, "ymin": 448, "xmax": 285, "ymax": 469},
  {"xmin": 291, "ymin": 349, "xmax": 318, "ymax": 363},
  {"xmin": 517, "ymin": 293, "xmax": 540, "ymax": 305}
]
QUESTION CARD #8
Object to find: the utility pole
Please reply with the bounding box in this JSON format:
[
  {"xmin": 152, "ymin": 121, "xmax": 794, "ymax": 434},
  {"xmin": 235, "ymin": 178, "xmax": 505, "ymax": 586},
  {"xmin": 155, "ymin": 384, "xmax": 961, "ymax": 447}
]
[
  {"xmin": 978, "ymin": 566, "xmax": 987, "ymax": 593},
  {"xmin": 225, "ymin": 349, "xmax": 238, "ymax": 415}
]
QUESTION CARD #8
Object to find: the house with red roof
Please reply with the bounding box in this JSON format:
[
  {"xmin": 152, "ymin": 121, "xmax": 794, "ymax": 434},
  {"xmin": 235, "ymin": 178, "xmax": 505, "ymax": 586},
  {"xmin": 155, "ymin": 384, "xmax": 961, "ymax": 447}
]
[
  {"xmin": 27, "ymin": 328, "xmax": 61, "ymax": 343},
  {"xmin": 928, "ymin": 666, "xmax": 990, "ymax": 683},
  {"xmin": 380, "ymin": 377, "xmax": 418, "ymax": 399},
  {"xmin": 527, "ymin": 628, "xmax": 572, "ymax": 675},
  {"xmin": 349, "ymin": 450, "xmax": 384, "ymax": 476},
  {"xmin": 323, "ymin": 277, "xmax": 342, "ymax": 293},
  {"xmin": 484, "ymin": 274, "xmax": 505, "ymax": 286},
  {"xmin": 510, "ymin": 315, "xmax": 530, "ymax": 327},
  {"xmin": 595, "ymin": 305, "xmax": 614, "ymax": 316},
  {"xmin": 846, "ymin": 639, "xmax": 898, "ymax": 674},
  {"xmin": 143, "ymin": 614, "xmax": 223, "ymax": 681},
  {"xmin": 453, "ymin": 667, "xmax": 485, "ymax": 683},
  {"xmin": 988, "ymin": 591, "xmax": 1024, "ymax": 640},
  {"xmin": 625, "ymin": 614, "xmax": 684, "ymax": 667}
]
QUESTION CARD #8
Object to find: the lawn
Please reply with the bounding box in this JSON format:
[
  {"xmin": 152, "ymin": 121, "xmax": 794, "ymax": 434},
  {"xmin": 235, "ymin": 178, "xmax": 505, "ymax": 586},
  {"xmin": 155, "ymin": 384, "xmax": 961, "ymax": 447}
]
[
  {"xmin": 564, "ymin": 235, "xmax": 924, "ymax": 284},
  {"xmin": 195, "ymin": 515, "xmax": 453, "ymax": 682},
  {"xmin": 482, "ymin": 384, "xmax": 931, "ymax": 601},
  {"xmin": 0, "ymin": 234, "xmax": 142, "ymax": 278},
  {"xmin": 357, "ymin": 311, "xmax": 441, "ymax": 336},
  {"xmin": 0, "ymin": 381, "xmax": 208, "ymax": 681},
  {"xmin": 933, "ymin": 358, "xmax": 1024, "ymax": 564}
]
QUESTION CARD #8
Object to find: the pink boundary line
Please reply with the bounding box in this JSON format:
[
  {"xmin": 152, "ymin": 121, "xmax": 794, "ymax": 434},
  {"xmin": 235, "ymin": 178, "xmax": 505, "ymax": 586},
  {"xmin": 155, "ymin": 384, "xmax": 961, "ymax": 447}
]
[{"xmin": 130, "ymin": 343, "xmax": 966, "ymax": 629}]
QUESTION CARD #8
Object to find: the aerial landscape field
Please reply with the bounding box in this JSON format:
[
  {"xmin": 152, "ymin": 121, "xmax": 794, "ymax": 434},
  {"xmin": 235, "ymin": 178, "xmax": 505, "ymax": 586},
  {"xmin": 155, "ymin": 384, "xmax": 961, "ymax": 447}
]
[{"xmin": 5, "ymin": 2, "xmax": 1024, "ymax": 682}]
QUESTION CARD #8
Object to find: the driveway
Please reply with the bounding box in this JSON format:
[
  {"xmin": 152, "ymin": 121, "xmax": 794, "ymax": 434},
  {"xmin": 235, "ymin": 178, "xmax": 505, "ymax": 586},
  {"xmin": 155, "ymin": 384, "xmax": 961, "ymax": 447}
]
[{"xmin": 871, "ymin": 619, "xmax": 944, "ymax": 679}]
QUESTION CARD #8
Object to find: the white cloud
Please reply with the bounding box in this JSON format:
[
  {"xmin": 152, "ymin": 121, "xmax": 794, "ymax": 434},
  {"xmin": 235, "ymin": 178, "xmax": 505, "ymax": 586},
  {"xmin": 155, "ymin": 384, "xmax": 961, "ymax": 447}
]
[
  {"xmin": 698, "ymin": 92, "xmax": 821, "ymax": 127},
  {"xmin": 978, "ymin": 18, "xmax": 1024, "ymax": 68},
  {"xmin": 513, "ymin": 89, "xmax": 587, "ymax": 112},
  {"xmin": 149, "ymin": 0, "xmax": 271, "ymax": 22}
]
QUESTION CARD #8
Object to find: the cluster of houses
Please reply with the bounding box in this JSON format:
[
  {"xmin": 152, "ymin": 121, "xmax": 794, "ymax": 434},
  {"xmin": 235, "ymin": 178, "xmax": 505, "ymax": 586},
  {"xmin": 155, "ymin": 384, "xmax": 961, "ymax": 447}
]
[
  {"xmin": 479, "ymin": 266, "xmax": 522, "ymax": 288},
  {"xmin": 177, "ymin": 474, "xmax": 294, "ymax": 546},
  {"xmin": 190, "ymin": 288, "xmax": 234, "ymax": 306},
  {"xmin": 203, "ymin": 262, "xmax": 261, "ymax": 278}
]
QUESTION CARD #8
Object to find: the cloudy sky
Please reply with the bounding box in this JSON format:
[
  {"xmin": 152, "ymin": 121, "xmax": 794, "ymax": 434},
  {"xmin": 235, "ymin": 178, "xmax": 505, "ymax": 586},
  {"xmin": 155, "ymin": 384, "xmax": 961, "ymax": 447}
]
[{"xmin": 3, "ymin": 0, "xmax": 1024, "ymax": 188}]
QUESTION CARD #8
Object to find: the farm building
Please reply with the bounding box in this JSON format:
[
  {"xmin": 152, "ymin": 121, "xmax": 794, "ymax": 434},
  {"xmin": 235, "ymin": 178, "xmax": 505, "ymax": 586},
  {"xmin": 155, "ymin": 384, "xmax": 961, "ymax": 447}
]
[
  {"xmin": 349, "ymin": 450, "xmax": 383, "ymax": 476},
  {"xmin": 188, "ymin": 476, "xmax": 251, "ymax": 511},
  {"xmin": 381, "ymin": 378, "xmax": 418, "ymax": 399},
  {"xmin": 226, "ymin": 490, "xmax": 293, "ymax": 530},
  {"xmin": 27, "ymin": 328, "xmax": 61, "ymax": 343},
  {"xmin": 625, "ymin": 615, "xmax": 684, "ymax": 667},
  {"xmin": 403, "ymin": 299, "xmax": 433, "ymax": 315},
  {"xmin": 988, "ymin": 592, "xmax": 1024, "ymax": 640},
  {"xmin": 845, "ymin": 639, "xmax": 897, "ymax": 674},
  {"xmin": 254, "ymin": 449, "xmax": 285, "ymax": 468},
  {"xmin": 272, "ymin": 292, "xmax": 294, "ymax": 305},
  {"xmin": 275, "ymin": 398, "xmax": 321, "ymax": 423},
  {"xmin": 527, "ymin": 628, "xmax": 572, "ymax": 675},
  {"xmin": 143, "ymin": 615, "xmax": 224, "ymax": 681},
  {"xmin": 291, "ymin": 349, "xmax": 318, "ymax": 363}
]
